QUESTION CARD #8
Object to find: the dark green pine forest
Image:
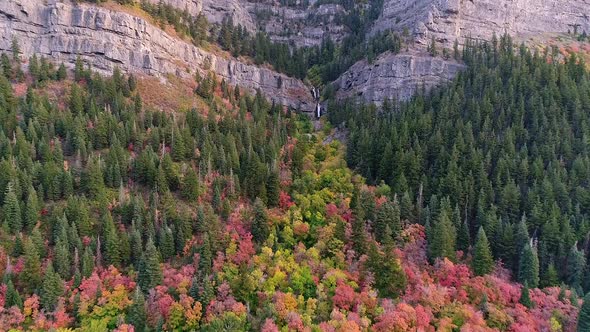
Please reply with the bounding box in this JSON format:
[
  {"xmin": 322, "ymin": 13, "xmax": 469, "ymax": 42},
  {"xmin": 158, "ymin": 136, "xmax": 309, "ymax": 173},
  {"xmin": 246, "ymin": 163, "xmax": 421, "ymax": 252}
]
[{"xmin": 329, "ymin": 34, "xmax": 590, "ymax": 293}]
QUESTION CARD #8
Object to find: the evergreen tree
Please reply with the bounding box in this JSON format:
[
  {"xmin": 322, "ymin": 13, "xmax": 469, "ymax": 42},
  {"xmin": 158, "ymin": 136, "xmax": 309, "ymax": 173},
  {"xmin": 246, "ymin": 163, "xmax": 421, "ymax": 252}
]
[
  {"xmin": 181, "ymin": 168, "xmax": 200, "ymax": 201},
  {"xmin": 22, "ymin": 238, "xmax": 42, "ymax": 293},
  {"xmin": 127, "ymin": 287, "xmax": 147, "ymax": 332},
  {"xmin": 251, "ymin": 198, "xmax": 269, "ymax": 244},
  {"xmin": 519, "ymin": 242, "xmax": 540, "ymax": 288},
  {"xmin": 428, "ymin": 208, "xmax": 456, "ymax": 261},
  {"xmin": 138, "ymin": 238, "xmax": 162, "ymax": 292},
  {"xmin": 81, "ymin": 245, "xmax": 95, "ymax": 278},
  {"xmin": 578, "ymin": 292, "xmax": 590, "ymax": 331},
  {"xmin": 102, "ymin": 213, "xmax": 120, "ymax": 267},
  {"xmin": 519, "ymin": 282, "xmax": 533, "ymax": 309},
  {"xmin": 4, "ymin": 279, "xmax": 23, "ymax": 309},
  {"xmin": 3, "ymin": 183, "xmax": 22, "ymax": 234},
  {"xmin": 374, "ymin": 199, "xmax": 401, "ymax": 243},
  {"xmin": 472, "ymin": 227, "xmax": 494, "ymax": 276},
  {"xmin": 41, "ymin": 261, "xmax": 64, "ymax": 311}
]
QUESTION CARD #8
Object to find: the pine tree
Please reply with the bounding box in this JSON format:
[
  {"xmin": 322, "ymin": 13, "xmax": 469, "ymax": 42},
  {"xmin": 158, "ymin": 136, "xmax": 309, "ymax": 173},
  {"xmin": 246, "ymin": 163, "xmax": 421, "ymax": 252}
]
[
  {"xmin": 542, "ymin": 261, "xmax": 559, "ymax": 288},
  {"xmin": 251, "ymin": 198, "xmax": 269, "ymax": 244},
  {"xmin": 4, "ymin": 279, "xmax": 23, "ymax": 309},
  {"xmin": 127, "ymin": 287, "xmax": 147, "ymax": 332},
  {"xmin": 266, "ymin": 170, "xmax": 280, "ymax": 208},
  {"xmin": 41, "ymin": 261, "xmax": 64, "ymax": 311},
  {"xmin": 3, "ymin": 183, "xmax": 22, "ymax": 234},
  {"xmin": 102, "ymin": 213, "xmax": 120, "ymax": 267},
  {"xmin": 54, "ymin": 239, "xmax": 71, "ymax": 279},
  {"xmin": 578, "ymin": 292, "xmax": 590, "ymax": 331},
  {"xmin": 81, "ymin": 245, "xmax": 95, "ymax": 278},
  {"xmin": 519, "ymin": 282, "xmax": 533, "ymax": 309},
  {"xmin": 472, "ymin": 227, "xmax": 494, "ymax": 276},
  {"xmin": 199, "ymin": 234, "xmax": 212, "ymax": 276},
  {"xmin": 374, "ymin": 199, "xmax": 401, "ymax": 243},
  {"xmin": 428, "ymin": 208, "xmax": 456, "ymax": 261},
  {"xmin": 138, "ymin": 238, "xmax": 162, "ymax": 292},
  {"xmin": 22, "ymin": 238, "xmax": 42, "ymax": 293},
  {"xmin": 518, "ymin": 242, "xmax": 540, "ymax": 288},
  {"xmin": 24, "ymin": 187, "xmax": 39, "ymax": 232},
  {"xmin": 181, "ymin": 168, "xmax": 200, "ymax": 201}
]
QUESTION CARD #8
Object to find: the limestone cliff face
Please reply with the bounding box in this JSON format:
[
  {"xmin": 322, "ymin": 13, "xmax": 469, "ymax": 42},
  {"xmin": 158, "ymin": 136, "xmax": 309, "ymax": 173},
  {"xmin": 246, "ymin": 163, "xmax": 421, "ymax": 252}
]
[
  {"xmin": 243, "ymin": 1, "xmax": 347, "ymax": 47},
  {"xmin": 334, "ymin": 52, "xmax": 464, "ymax": 104},
  {"xmin": 144, "ymin": 0, "xmax": 256, "ymax": 32},
  {"xmin": 146, "ymin": 0, "xmax": 347, "ymax": 48},
  {"xmin": 0, "ymin": 0, "xmax": 312, "ymax": 110},
  {"xmin": 337, "ymin": 0, "xmax": 590, "ymax": 104},
  {"xmin": 372, "ymin": 0, "xmax": 590, "ymax": 47}
]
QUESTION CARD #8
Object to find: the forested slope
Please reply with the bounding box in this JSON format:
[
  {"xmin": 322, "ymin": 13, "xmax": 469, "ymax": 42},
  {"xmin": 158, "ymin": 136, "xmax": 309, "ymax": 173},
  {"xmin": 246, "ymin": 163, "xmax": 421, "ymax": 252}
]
[
  {"xmin": 0, "ymin": 36, "xmax": 583, "ymax": 331},
  {"xmin": 330, "ymin": 35, "xmax": 590, "ymax": 295}
]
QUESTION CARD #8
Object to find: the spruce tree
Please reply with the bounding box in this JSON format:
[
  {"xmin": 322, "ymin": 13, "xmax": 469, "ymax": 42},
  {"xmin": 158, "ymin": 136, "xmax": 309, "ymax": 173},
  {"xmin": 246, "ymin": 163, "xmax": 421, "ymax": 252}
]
[
  {"xmin": 251, "ymin": 198, "xmax": 269, "ymax": 245},
  {"xmin": 519, "ymin": 282, "xmax": 533, "ymax": 309},
  {"xmin": 374, "ymin": 199, "xmax": 401, "ymax": 243},
  {"xmin": 472, "ymin": 227, "xmax": 494, "ymax": 276},
  {"xmin": 81, "ymin": 245, "xmax": 95, "ymax": 278},
  {"xmin": 4, "ymin": 279, "xmax": 23, "ymax": 309},
  {"xmin": 428, "ymin": 208, "xmax": 456, "ymax": 261},
  {"xmin": 518, "ymin": 242, "xmax": 540, "ymax": 288},
  {"xmin": 22, "ymin": 238, "xmax": 42, "ymax": 293},
  {"xmin": 577, "ymin": 292, "xmax": 590, "ymax": 331},
  {"xmin": 138, "ymin": 238, "xmax": 162, "ymax": 292},
  {"xmin": 102, "ymin": 212, "xmax": 120, "ymax": 267},
  {"xmin": 41, "ymin": 261, "xmax": 64, "ymax": 311},
  {"xmin": 127, "ymin": 287, "xmax": 147, "ymax": 332},
  {"xmin": 181, "ymin": 168, "xmax": 200, "ymax": 201},
  {"xmin": 3, "ymin": 183, "xmax": 22, "ymax": 234}
]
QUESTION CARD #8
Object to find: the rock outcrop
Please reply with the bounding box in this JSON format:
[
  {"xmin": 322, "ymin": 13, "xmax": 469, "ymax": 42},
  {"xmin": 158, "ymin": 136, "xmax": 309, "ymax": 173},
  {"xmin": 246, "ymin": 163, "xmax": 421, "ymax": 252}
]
[
  {"xmin": 145, "ymin": 0, "xmax": 256, "ymax": 32},
  {"xmin": 0, "ymin": 0, "xmax": 312, "ymax": 110},
  {"xmin": 243, "ymin": 1, "xmax": 347, "ymax": 47},
  {"xmin": 372, "ymin": 0, "xmax": 590, "ymax": 47},
  {"xmin": 334, "ymin": 52, "xmax": 465, "ymax": 104}
]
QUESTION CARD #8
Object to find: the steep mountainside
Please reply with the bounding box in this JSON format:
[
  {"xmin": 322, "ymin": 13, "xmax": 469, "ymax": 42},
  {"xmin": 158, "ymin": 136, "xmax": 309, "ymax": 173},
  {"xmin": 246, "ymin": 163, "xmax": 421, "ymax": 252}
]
[
  {"xmin": 0, "ymin": 0, "xmax": 313, "ymax": 110},
  {"xmin": 334, "ymin": 0, "xmax": 590, "ymax": 103},
  {"xmin": 372, "ymin": 0, "xmax": 590, "ymax": 47},
  {"xmin": 333, "ymin": 51, "xmax": 465, "ymax": 104}
]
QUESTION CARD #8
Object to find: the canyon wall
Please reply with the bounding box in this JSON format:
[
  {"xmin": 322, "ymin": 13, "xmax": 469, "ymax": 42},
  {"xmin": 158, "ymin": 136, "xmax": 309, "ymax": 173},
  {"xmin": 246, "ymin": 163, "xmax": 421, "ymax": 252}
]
[{"xmin": 0, "ymin": 0, "xmax": 313, "ymax": 110}]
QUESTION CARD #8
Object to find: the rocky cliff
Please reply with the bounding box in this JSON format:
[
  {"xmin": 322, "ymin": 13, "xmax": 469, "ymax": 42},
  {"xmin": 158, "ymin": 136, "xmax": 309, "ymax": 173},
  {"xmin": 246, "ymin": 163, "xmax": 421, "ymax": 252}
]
[
  {"xmin": 372, "ymin": 0, "xmax": 590, "ymax": 47},
  {"xmin": 0, "ymin": 0, "xmax": 313, "ymax": 110},
  {"xmin": 335, "ymin": 0, "xmax": 590, "ymax": 105},
  {"xmin": 334, "ymin": 51, "xmax": 464, "ymax": 104},
  {"xmin": 144, "ymin": 0, "xmax": 257, "ymax": 32}
]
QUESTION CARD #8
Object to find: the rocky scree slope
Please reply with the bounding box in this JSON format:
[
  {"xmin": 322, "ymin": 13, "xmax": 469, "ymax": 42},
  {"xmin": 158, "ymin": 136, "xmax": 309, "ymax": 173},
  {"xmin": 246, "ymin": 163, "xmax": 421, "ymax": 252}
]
[{"xmin": 0, "ymin": 0, "xmax": 313, "ymax": 110}]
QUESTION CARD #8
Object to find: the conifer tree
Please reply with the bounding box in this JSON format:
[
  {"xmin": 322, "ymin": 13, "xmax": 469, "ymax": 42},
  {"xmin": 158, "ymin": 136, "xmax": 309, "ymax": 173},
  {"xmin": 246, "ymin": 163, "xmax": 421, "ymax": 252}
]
[
  {"xmin": 578, "ymin": 292, "xmax": 590, "ymax": 331},
  {"xmin": 4, "ymin": 279, "xmax": 22, "ymax": 309},
  {"xmin": 374, "ymin": 199, "xmax": 401, "ymax": 243},
  {"xmin": 3, "ymin": 182, "xmax": 22, "ymax": 234},
  {"xmin": 41, "ymin": 261, "xmax": 64, "ymax": 311},
  {"xmin": 428, "ymin": 208, "xmax": 456, "ymax": 261},
  {"xmin": 127, "ymin": 287, "xmax": 147, "ymax": 332},
  {"xmin": 519, "ymin": 242, "xmax": 540, "ymax": 288},
  {"xmin": 519, "ymin": 282, "xmax": 533, "ymax": 309},
  {"xmin": 22, "ymin": 238, "xmax": 42, "ymax": 293},
  {"xmin": 138, "ymin": 238, "xmax": 162, "ymax": 292},
  {"xmin": 102, "ymin": 212, "xmax": 120, "ymax": 267},
  {"xmin": 251, "ymin": 198, "xmax": 269, "ymax": 244},
  {"xmin": 472, "ymin": 227, "xmax": 494, "ymax": 276},
  {"xmin": 81, "ymin": 245, "xmax": 95, "ymax": 278},
  {"xmin": 181, "ymin": 168, "xmax": 200, "ymax": 201}
]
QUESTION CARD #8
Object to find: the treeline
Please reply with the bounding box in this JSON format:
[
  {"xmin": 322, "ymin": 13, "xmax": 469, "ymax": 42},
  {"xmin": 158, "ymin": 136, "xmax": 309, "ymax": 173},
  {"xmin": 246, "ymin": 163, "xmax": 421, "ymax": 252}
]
[{"xmin": 329, "ymin": 34, "xmax": 590, "ymax": 293}]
